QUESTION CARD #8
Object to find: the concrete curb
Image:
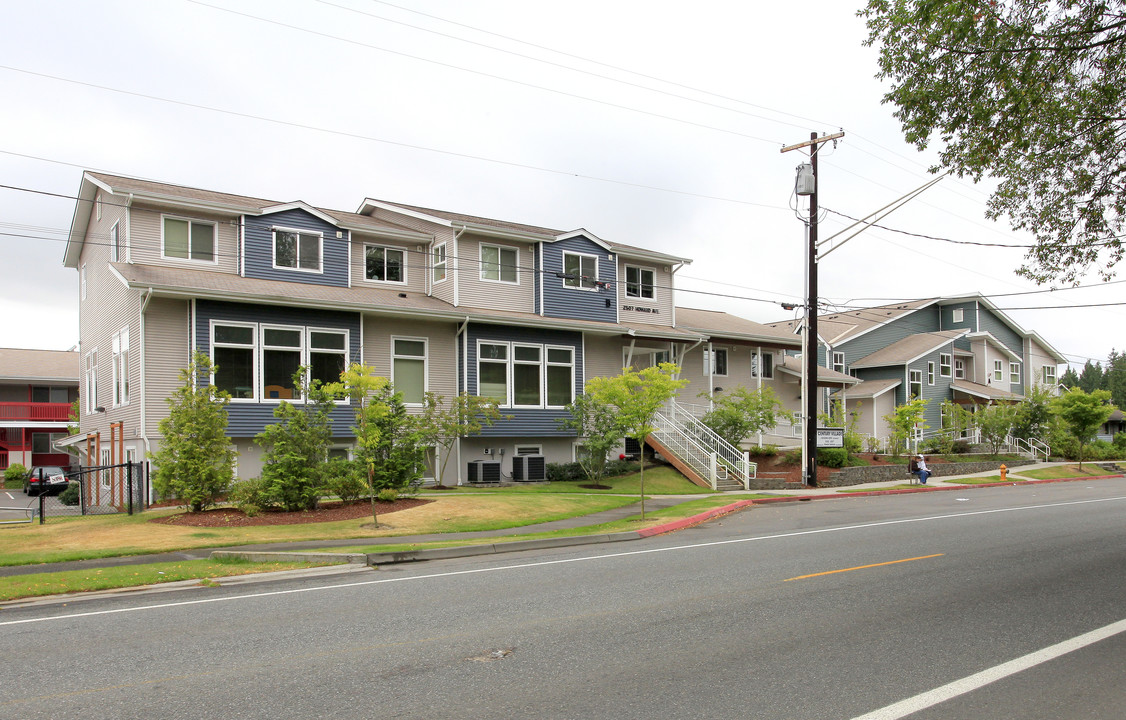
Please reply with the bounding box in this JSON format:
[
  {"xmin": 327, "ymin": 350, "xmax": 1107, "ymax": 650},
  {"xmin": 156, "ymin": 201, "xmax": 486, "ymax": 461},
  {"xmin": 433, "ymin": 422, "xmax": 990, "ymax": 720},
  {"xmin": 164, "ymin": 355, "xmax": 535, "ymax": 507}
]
[
  {"xmin": 365, "ymin": 532, "xmax": 639, "ymax": 565},
  {"xmin": 209, "ymin": 550, "xmax": 367, "ymax": 564},
  {"xmin": 637, "ymin": 499, "xmax": 756, "ymax": 537}
]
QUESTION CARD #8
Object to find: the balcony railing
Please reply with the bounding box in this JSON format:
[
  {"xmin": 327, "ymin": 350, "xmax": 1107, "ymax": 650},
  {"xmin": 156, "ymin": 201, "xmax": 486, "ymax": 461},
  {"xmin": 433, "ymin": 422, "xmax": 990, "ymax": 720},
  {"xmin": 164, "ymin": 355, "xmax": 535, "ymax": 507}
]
[{"xmin": 0, "ymin": 402, "xmax": 73, "ymax": 422}]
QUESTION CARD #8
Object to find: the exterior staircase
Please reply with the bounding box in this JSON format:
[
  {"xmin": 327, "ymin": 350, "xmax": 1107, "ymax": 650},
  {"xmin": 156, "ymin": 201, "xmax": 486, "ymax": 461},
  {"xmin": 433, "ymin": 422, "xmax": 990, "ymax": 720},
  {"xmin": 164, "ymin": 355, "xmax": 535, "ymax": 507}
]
[{"xmin": 649, "ymin": 400, "xmax": 756, "ymax": 491}]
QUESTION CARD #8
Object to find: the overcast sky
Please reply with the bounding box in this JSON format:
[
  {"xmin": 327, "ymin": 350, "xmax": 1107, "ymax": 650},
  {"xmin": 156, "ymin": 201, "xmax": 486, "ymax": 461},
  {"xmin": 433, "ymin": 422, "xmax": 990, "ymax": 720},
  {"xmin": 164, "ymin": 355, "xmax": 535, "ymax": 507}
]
[{"xmin": 1, "ymin": 0, "xmax": 1121, "ymax": 369}]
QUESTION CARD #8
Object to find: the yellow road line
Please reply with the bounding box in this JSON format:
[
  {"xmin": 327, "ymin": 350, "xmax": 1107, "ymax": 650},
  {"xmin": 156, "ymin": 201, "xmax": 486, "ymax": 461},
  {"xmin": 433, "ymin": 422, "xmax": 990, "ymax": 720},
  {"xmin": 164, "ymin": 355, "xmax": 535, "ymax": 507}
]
[{"xmin": 785, "ymin": 554, "xmax": 944, "ymax": 582}]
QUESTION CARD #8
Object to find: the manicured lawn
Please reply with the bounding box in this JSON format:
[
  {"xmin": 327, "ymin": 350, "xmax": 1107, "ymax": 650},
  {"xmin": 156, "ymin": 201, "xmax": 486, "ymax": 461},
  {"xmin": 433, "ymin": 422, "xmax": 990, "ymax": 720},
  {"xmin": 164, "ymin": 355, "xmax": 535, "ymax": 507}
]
[
  {"xmin": 428, "ymin": 465, "xmax": 710, "ymax": 495},
  {"xmin": 0, "ymin": 557, "xmax": 342, "ymax": 602},
  {"xmin": 944, "ymin": 475, "xmax": 1017, "ymax": 485}
]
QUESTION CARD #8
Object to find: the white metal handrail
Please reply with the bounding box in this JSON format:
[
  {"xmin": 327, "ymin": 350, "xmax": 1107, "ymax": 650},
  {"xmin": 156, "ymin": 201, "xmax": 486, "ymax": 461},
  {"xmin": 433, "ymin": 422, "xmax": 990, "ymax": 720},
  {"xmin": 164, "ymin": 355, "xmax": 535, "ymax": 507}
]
[{"xmin": 655, "ymin": 401, "xmax": 756, "ymax": 490}]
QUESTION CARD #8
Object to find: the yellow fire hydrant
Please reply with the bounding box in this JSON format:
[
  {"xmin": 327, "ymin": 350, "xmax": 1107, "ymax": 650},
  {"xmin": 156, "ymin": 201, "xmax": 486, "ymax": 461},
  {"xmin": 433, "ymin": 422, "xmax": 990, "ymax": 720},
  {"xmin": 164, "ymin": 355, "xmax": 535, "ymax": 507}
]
[{"xmin": 1000, "ymin": 464, "xmax": 1007, "ymax": 482}]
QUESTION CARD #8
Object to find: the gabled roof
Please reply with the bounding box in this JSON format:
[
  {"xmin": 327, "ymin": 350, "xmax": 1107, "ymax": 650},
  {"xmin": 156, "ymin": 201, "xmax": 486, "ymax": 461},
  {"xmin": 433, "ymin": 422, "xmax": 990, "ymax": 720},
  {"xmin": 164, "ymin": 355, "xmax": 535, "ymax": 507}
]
[
  {"xmin": 849, "ymin": 330, "xmax": 966, "ymax": 369},
  {"xmin": 0, "ymin": 348, "xmax": 80, "ymax": 383},
  {"xmin": 951, "ymin": 379, "xmax": 1024, "ymax": 402},
  {"xmin": 830, "ymin": 377, "xmax": 901, "ymax": 399},
  {"xmin": 964, "ymin": 331, "xmax": 1023, "ymax": 362},
  {"xmin": 675, "ymin": 307, "xmax": 800, "ymax": 348},
  {"xmin": 776, "ymin": 355, "xmax": 860, "ymax": 387},
  {"xmin": 766, "ymin": 299, "xmax": 935, "ymax": 346}
]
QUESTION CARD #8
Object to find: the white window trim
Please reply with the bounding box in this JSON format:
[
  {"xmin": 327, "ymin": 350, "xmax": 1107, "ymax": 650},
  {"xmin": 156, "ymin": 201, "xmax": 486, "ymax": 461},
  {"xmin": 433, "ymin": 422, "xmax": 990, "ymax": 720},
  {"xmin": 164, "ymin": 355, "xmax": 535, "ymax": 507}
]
[
  {"xmin": 212, "ymin": 320, "xmax": 259, "ymax": 403},
  {"xmin": 1010, "ymin": 362, "xmax": 1021, "ymax": 385},
  {"xmin": 308, "ymin": 327, "xmax": 349, "ymax": 402},
  {"xmin": 927, "ymin": 361, "xmax": 935, "ymax": 386},
  {"xmin": 993, "ymin": 359, "xmax": 1004, "ymax": 382},
  {"xmin": 939, "ymin": 353, "xmax": 952, "ymax": 377},
  {"xmin": 833, "ymin": 352, "xmax": 845, "ymax": 374},
  {"xmin": 432, "ymin": 243, "xmax": 447, "ymax": 284},
  {"xmin": 751, "ymin": 351, "xmax": 774, "ymax": 379},
  {"xmin": 955, "ymin": 358, "xmax": 966, "ymax": 380},
  {"xmin": 624, "ymin": 265, "xmax": 656, "ymax": 300},
  {"xmin": 1043, "ymin": 366, "xmax": 1057, "ymax": 384},
  {"xmin": 271, "ymin": 226, "xmax": 324, "ymax": 274},
  {"xmin": 480, "ymin": 244, "xmax": 519, "ymax": 284},
  {"xmin": 562, "ymin": 251, "xmax": 599, "ymax": 291},
  {"xmin": 952, "ymin": 308, "xmax": 964, "ymax": 323},
  {"xmin": 84, "ymin": 348, "xmax": 98, "ymax": 415},
  {"xmin": 476, "ymin": 339, "xmax": 574, "ymax": 409},
  {"xmin": 477, "ymin": 340, "xmax": 511, "ymax": 406},
  {"xmin": 161, "ymin": 214, "xmax": 218, "ymax": 264},
  {"xmin": 704, "ymin": 348, "xmax": 728, "ymax": 377},
  {"xmin": 545, "ymin": 344, "xmax": 575, "ymax": 409},
  {"xmin": 80, "ymin": 264, "xmax": 87, "ymax": 301},
  {"xmin": 391, "ymin": 335, "xmax": 429, "ymax": 406},
  {"xmin": 364, "ymin": 243, "xmax": 407, "ymax": 285},
  {"xmin": 909, "ymin": 369, "xmax": 922, "ymax": 398},
  {"xmin": 110, "ymin": 222, "xmax": 120, "ymax": 262},
  {"xmin": 112, "ymin": 327, "xmax": 130, "ymax": 408},
  {"xmin": 512, "ymin": 342, "xmax": 544, "ymax": 409},
  {"xmin": 515, "ymin": 444, "xmax": 542, "ymax": 455}
]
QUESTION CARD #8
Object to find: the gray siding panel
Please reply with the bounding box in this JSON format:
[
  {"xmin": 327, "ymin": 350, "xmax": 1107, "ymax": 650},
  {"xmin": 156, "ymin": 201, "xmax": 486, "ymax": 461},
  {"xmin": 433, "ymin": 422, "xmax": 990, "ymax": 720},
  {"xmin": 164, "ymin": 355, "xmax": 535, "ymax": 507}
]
[
  {"xmin": 243, "ymin": 209, "xmax": 349, "ymax": 287},
  {"xmin": 541, "ymin": 236, "xmax": 618, "ymax": 323},
  {"xmin": 839, "ymin": 307, "xmax": 941, "ymax": 364},
  {"xmin": 978, "ymin": 307, "xmax": 1024, "ymax": 356}
]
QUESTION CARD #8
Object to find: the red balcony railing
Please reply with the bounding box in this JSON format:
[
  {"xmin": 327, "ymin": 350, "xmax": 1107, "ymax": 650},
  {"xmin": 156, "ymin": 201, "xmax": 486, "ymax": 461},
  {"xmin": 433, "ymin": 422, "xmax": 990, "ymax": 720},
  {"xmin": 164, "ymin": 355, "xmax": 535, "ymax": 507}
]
[{"xmin": 0, "ymin": 402, "xmax": 73, "ymax": 422}]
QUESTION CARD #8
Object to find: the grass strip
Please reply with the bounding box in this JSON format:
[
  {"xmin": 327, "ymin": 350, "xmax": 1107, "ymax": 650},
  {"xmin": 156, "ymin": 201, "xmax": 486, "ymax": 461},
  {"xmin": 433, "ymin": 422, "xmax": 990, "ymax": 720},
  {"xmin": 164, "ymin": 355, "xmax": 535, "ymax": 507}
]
[
  {"xmin": 1016, "ymin": 465, "xmax": 1119, "ymax": 480},
  {"xmin": 0, "ymin": 557, "xmax": 341, "ymax": 603}
]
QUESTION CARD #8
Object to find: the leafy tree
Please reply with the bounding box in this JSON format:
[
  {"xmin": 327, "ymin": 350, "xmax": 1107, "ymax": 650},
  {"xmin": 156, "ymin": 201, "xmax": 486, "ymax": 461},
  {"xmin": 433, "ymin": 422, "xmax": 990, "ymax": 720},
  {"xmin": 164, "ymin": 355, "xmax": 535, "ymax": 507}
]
[
  {"xmin": 883, "ymin": 397, "xmax": 928, "ymax": 457},
  {"xmin": 1078, "ymin": 360, "xmax": 1105, "ymax": 393},
  {"xmin": 820, "ymin": 399, "xmax": 863, "ymax": 455},
  {"xmin": 861, "ymin": 0, "xmax": 1126, "ymax": 284},
  {"xmin": 150, "ymin": 353, "xmax": 235, "ymax": 512},
  {"xmin": 585, "ymin": 363, "xmax": 688, "ymax": 518},
  {"xmin": 559, "ymin": 392, "xmax": 624, "ymax": 487},
  {"xmin": 1010, "ymin": 384, "xmax": 1054, "ymax": 444},
  {"xmin": 975, "ymin": 403, "xmax": 1017, "ymax": 456},
  {"xmin": 935, "ymin": 400, "xmax": 972, "ymax": 454},
  {"xmin": 1052, "ymin": 387, "xmax": 1116, "ymax": 467},
  {"xmin": 254, "ymin": 368, "xmax": 337, "ymax": 511},
  {"xmin": 1106, "ymin": 350, "xmax": 1126, "ymax": 409},
  {"xmin": 334, "ymin": 363, "xmax": 390, "ymax": 525},
  {"xmin": 416, "ymin": 392, "xmax": 505, "ymax": 488},
  {"xmin": 704, "ymin": 386, "xmax": 795, "ymax": 449}
]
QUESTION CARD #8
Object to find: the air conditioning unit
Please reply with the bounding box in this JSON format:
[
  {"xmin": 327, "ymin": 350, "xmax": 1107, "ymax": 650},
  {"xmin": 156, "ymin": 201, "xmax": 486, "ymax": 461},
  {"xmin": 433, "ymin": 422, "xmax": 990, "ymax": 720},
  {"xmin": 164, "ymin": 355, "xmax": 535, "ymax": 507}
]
[
  {"xmin": 467, "ymin": 460, "xmax": 501, "ymax": 483},
  {"xmin": 512, "ymin": 454, "xmax": 546, "ymax": 482}
]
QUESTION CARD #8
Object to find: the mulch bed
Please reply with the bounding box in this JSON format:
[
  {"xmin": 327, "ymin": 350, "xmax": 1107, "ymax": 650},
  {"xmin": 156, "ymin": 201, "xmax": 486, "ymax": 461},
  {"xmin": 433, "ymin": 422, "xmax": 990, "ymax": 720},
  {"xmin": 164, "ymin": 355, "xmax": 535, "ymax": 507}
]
[{"xmin": 150, "ymin": 498, "xmax": 433, "ymax": 527}]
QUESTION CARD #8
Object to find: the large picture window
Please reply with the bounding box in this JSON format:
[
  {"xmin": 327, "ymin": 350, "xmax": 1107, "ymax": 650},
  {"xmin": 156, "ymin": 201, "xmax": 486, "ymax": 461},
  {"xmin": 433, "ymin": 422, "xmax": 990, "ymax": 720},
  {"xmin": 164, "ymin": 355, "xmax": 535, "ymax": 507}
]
[
  {"xmin": 477, "ymin": 341, "xmax": 574, "ymax": 408},
  {"xmin": 211, "ymin": 321, "xmax": 348, "ymax": 402},
  {"xmin": 481, "ymin": 245, "xmax": 518, "ymax": 283},
  {"xmin": 392, "ymin": 337, "xmax": 427, "ymax": 404},
  {"xmin": 365, "ymin": 245, "xmax": 405, "ymax": 283},
  {"xmin": 563, "ymin": 252, "xmax": 597, "ymax": 290},
  {"xmin": 704, "ymin": 348, "xmax": 728, "ymax": 376},
  {"xmin": 625, "ymin": 266, "xmax": 655, "ymax": 299},
  {"xmin": 163, "ymin": 217, "xmax": 215, "ymax": 262},
  {"xmin": 273, "ymin": 229, "xmax": 322, "ymax": 272}
]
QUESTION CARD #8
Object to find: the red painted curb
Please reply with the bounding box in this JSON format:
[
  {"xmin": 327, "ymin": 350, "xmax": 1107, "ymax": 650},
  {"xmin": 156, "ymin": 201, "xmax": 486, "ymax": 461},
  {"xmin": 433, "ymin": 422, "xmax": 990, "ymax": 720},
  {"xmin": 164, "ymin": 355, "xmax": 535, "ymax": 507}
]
[
  {"xmin": 638, "ymin": 499, "xmax": 756, "ymax": 537},
  {"xmin": 748, "ymin": 473, "xmax": 1124, "ymax": 503}
]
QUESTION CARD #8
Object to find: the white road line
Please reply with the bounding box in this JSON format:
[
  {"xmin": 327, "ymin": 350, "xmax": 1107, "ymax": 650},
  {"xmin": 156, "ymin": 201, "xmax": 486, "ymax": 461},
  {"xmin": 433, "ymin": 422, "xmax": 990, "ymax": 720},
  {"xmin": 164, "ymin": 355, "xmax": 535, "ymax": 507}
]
[
  {"xmin": 3, "ymin": 493, "xmax": 12, "ymax": 500},
  {"xmin": 851, "ymin": 618, "xmax": 1126, "ymax": 719},
  {"xmin": 2, "ymin": 495, "xmax": 1125, "ymax": 628}
]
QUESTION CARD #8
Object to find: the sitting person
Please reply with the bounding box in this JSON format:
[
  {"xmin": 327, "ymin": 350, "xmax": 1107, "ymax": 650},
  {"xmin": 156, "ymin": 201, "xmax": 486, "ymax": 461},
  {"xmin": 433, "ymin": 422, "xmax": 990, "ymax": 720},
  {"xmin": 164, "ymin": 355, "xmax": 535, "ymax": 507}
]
[{"xmin": 913, "ymin": 455, "xmax": 930, "ymax": 485}]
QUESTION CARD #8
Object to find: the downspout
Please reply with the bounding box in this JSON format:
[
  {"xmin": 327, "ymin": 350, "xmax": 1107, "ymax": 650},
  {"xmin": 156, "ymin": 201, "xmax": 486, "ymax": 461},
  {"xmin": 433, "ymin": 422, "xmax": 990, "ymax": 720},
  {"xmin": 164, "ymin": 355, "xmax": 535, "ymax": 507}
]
[
  {"xmin": 139, "ymin": 288, "xmax": 153, "ymax": 476},
  {"xmin": 706, "ymin": 341, "xmax": 714, "ymax": 410},
  {"xmin": 670, "ymin": 261, "xmax": 685, "ymax": 327},
  {"xmin": 455, "ymin": 316, "xmax": 470, "ymax": 485},
  {"xmin": 238, "ymin": 217, "xmax": 245, "ymax": 277}
]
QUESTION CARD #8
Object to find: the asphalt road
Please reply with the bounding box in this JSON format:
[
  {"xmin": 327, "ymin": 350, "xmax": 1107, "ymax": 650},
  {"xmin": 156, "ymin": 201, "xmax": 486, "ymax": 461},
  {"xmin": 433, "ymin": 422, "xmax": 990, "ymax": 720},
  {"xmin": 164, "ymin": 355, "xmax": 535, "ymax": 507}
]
[{"xmin": 3, "ymin": 480, "xmax": 1126, "ymax": 719}]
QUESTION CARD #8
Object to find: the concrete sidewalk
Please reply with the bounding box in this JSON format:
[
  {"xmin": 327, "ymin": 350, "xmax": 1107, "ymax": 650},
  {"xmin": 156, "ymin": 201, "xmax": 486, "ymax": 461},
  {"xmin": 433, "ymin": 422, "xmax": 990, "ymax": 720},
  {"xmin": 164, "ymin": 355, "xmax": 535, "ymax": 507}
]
[{"xmin": 2, "ymin": 461, "xmax": 1118, "ymax": 579}]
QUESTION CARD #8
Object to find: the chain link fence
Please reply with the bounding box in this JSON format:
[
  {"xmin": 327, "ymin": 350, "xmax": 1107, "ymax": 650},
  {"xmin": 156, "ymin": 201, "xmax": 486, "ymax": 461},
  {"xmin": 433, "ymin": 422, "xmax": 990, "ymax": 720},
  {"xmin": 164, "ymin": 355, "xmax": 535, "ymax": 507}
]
[{"xmin": 38, "ymin": 462, "xmax": 150, "ymax": 523}]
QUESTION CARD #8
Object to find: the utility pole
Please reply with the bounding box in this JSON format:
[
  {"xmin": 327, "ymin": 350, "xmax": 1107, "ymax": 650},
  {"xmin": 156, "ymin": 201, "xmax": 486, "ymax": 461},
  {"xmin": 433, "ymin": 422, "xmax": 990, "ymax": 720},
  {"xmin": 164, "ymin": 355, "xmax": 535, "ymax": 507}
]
[{"xmin": 781, "ymin": 131, "xmax": 844, "ymax": 486}]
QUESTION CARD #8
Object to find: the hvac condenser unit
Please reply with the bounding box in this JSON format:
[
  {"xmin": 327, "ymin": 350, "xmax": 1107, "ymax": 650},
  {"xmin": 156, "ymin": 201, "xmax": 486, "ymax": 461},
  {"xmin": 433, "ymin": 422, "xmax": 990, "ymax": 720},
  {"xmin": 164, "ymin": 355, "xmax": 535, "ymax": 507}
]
[
  {"xmin": 511, "ymin": 454, "xmax": 546, "ymax": 482},
  {"xmin": 467, "ymin": 460, "xmax": 502, "ymax": 483}
]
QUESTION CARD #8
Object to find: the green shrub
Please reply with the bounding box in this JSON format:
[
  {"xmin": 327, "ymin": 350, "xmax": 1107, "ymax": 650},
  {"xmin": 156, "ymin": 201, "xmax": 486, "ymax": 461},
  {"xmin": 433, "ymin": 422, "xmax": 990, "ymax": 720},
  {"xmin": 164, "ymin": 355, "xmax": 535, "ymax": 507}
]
[
  {"xmin": 603, "ymin": 459, "xmax": 637, "ymax": 477},
  {"xmin": 747, "ymin": 445, "xmax": 779, "ymax": 458},
  {"xmin": 818, "ymin": 448, "xmax": 848, "ymax": 468},
  {"xmin": 229, "ymin": 478, "xmax": 268, "ymax": 511},
  {"xmin": 782, "ymin": 448, "xmax": 803, "ymax": 465},
  {"xmin": 546, "ymin": 462, "xmax": 585, "ymax": 482},
  {"xmin": 1113, "ymin": 433, "xmax": 1126, "ymax": 452},
  {"xmin": 951, "ymin": 440, "xmax": 972, "ymax": 454},
  {"xmin": 320, "ymin": 458, "xmax": 368, "ymax": 503},
  {"xmin": 58, "ymin": 481, "xmax": 81, "ymax": 506},
  {"xmin": 377, "ymin": 488, "xmax": 399, "ymax": 502},
  {"xmin": 4, "ymin": 463, "xmax": 28, "ymax": 487}
]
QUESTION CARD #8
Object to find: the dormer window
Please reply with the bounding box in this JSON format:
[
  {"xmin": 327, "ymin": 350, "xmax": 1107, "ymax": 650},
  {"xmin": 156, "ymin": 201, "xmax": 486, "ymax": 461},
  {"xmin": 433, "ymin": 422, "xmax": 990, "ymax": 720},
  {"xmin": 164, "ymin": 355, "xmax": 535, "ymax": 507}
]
[
  {"xmin": 365, "ymin": 245, "xmax": 405, "ymax": 283},
  {"xmin": 273, "ymin": 228, "xmax": 322, "ymax": 272},
  {"xmin": 563, "ymin": 252, "xmax": 597, "ymax": 290},
  {"xmin": 625, "ymin": 266, "xmax": 655, "ymax": 299}
]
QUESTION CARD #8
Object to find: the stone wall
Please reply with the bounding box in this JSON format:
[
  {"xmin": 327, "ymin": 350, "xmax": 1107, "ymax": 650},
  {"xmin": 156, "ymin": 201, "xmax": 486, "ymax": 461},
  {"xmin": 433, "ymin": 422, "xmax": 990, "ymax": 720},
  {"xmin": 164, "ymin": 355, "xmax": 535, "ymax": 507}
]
[{"xmin": 824, "ymin": 458, "xmax": 1036, "ymax": 488}]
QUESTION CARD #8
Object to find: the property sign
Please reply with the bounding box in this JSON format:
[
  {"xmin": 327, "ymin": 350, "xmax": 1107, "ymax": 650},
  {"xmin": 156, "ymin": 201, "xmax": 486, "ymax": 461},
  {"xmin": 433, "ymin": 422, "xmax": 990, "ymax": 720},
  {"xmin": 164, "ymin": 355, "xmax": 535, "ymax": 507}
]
[{"xmin": 816, "ymin": 427, "xmax": 844, "ymax": 448}]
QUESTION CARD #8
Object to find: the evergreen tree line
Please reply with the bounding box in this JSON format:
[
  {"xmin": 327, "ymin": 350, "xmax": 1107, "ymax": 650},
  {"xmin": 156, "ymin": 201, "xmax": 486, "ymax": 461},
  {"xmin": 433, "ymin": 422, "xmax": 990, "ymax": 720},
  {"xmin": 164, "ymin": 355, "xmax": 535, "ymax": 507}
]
[{"xmin": 1060, "ymin": 351, "xmax": 1126, "ymax": 410}]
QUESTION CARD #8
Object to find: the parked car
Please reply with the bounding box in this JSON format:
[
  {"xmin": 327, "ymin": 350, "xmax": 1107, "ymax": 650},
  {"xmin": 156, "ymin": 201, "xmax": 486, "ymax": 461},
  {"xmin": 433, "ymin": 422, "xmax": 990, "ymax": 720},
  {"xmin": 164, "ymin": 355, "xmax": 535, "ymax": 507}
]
[{"xmin": 24, "ymin": 466, "xmax": 71, "ymax": 497}]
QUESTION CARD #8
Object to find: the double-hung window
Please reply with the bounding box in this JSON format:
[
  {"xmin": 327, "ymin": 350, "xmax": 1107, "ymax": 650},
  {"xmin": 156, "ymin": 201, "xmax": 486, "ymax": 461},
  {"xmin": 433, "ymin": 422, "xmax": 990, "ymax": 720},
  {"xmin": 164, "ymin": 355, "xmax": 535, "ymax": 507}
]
[
  {"xmin": 1043, "ymin": 365, "xmax": 1057, "ymax": 384},
  {"xmin": 262, "ymin": 327, "xmax": 304, "ymax": 399},
  {"xmin": 704, "ymin": 348, "xmax": 728, "ymax": 376},
  {"xmin": 928, "ymin": 361, "xmax": 935, "ymax": 386},
  {"xmin": 432, "ymin": 243, "xmax": 447, "ymax": 283},
  {"xmin": 940, "ymin": 353, "xmax": 952, "ymax": 377},
  {"xmin": 112, "ymin": 327, "xmax": 129, "ymax": 407},
  {"xmin": 392, "ymin": 338, "xmax": 427, "ymax": 404},
  {"xmin": 993, "ymin": 360, "xmax": 1004, "ymax": 382},
  {"xmin": 476, "ymin": 341, "xmax": 574, "ymax": 408},
  {"xmin": 563, "ymin": 252, "xmax": 597, "ymax": 290},
  {"xmin": 212, "ymin": 324, "xmax": 256, "ymax": 400},
  {"xmin": 273, "ymin": 228, "xmax": 322, "ymax": 272},
  {"xmin": 952, "ymin": 308, "xmax": 964, "ymax": 323},
  {"xmin": 481, "ymin": 245, "xmax": 518, "ymax": 283},
  {"xmin": 309, "ymin": 330, "xmax": 348, "ymax": 388},
  {"xmin": 1010, "ymin": 362, "xmax": 1021, "ymax": 385},
  {"xmin": 625, "ymin": 266, "xmax": 655, "ymax": 299},
  {"xmin": 478, "ymin": 343, "xmax": 509, "ymax": 403},
  {"xmin": 955, "ymin": 358, "xmax": 965, "ymax": 379},
  {"xmin": 365, "ymin": 245, "xmax": 405, "ymax": 283},
  {"xmin": 110, "ymin": 222, "xmax": 121, "ymax": 262},
  {"xmin": 909, "ymin": 370, "xmax": 922, "ymax": 399},
  {"xmin": 833, "ymin": 352, "xmax": 845, "ymax": 374},
  {"xmin": 84, "ymin": 349, "xmax": 98, "ymax": 414},
  {"xmin": 163, "ymin": 217, "xmax": 215, "ymax": 262},
  {"xmin": 751, "ymin": 351, "xmax": 773, "ymax": 379}
]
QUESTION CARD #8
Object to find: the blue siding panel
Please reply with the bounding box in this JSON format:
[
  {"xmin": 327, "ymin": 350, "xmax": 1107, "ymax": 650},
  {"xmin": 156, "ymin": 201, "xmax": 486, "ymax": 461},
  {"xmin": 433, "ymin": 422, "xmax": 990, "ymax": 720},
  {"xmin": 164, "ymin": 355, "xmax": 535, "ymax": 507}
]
[
  {"xmin": 194, "ymin": 300, "xmax": 361, "ymax": 438},
  {"xmin": 540, "ymin": 235, "xmax": 617, "ymax": 323},
  {"xmin": 243, "ymin": 209, "xmax": 349, "ymax": 287}
]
